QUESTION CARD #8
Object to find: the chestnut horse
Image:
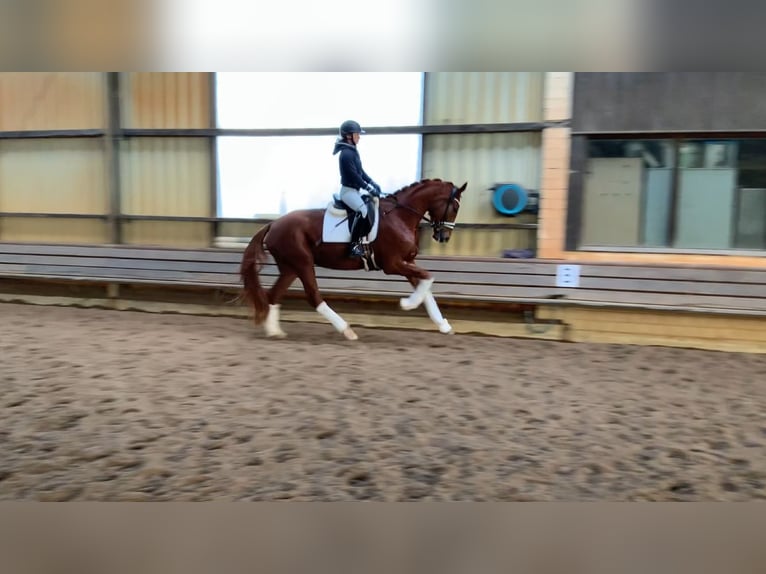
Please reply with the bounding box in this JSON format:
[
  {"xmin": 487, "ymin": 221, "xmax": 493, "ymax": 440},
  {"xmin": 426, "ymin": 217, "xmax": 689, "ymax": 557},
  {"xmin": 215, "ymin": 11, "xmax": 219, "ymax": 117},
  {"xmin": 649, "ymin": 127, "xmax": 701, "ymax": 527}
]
[{"xmin": 239, "ymin": 178, "xmax": 467, "ymax": 340}]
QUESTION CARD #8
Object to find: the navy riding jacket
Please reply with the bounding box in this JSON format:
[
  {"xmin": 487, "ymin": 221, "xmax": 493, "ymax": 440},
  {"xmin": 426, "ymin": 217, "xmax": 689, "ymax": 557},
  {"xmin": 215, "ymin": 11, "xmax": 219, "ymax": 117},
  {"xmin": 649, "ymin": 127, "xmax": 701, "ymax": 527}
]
[{"xmin": 333, "ymin": 139, "xmax": 372, "ymax": 190}]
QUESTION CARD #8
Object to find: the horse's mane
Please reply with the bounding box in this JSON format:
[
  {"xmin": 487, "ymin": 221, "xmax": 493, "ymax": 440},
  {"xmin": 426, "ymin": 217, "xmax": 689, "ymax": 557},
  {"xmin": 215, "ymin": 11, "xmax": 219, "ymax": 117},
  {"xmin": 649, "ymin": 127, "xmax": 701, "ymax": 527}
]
[{"xmin": 389, "ymin": 178, "xmax": 445, "ymax": 197}]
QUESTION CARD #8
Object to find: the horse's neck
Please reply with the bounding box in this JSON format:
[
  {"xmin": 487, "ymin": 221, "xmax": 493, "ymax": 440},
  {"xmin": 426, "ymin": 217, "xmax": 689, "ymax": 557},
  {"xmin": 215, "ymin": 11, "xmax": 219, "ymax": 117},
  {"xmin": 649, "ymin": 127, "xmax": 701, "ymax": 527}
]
[{"xmin": 397, "ymin": 183, "xmax": 438, "ymax": 216}]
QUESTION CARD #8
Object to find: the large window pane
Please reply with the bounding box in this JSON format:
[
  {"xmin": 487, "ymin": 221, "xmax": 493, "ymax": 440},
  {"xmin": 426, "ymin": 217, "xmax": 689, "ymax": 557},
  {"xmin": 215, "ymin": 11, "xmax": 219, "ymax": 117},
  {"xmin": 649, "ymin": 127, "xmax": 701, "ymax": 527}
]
[
  {"xmin": 676, "ymin": 139, "xmax": 766, "ymax": 251},
  {"xmin": 580, "ymin": 138, "xmax": 766, "ymax": 251},
  {"xmin": 732, "ymin": 140, "xmax": 766, "ymax": 250},
  {"xmin": 217, "ymin": 135, "xmax": 421, "ymax": 218},
  {"xmin": 582, "ymin": 139, "xmax": 675, "ymax": 247},
  {"xmin": 216, "ymin": 73, "xmax": 423, "ymax": 129},
  {"xmin": 675, "ymin": 140, "xmax": 738, "ymax": 249},
  {"xmin": 215, "ymin": 72, "xmax": 424, "ymax": 219}
]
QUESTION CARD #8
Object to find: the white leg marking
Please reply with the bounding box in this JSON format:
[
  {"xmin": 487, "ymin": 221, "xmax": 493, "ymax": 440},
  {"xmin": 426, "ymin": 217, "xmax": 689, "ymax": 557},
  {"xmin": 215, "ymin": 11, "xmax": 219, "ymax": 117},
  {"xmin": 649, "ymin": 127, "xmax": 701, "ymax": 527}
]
[
  {"xmin": 400, "ymin": 277, "xmax": 435, "ymax": 311},
  {"xmin": 265, "ymin": 304, "xmax": 287, "ymax": 338},
  {"xmin": 424, "ymin": 292, "xmax": 453, "ymax": 334},
  {"xmin": 316, "ymin": 301, "xmax": 357, "ymax": 340}
]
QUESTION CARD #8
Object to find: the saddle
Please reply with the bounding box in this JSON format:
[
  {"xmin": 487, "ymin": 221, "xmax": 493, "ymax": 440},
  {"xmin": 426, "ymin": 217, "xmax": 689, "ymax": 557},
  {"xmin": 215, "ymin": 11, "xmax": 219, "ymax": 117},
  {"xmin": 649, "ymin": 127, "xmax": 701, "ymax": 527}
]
[
  {"xmin": 330, "ymin": 194, "xmax": 374, "ymax": 233},
  {"xmin": 322, "ymin": 194, "xmax": 381, "ymax": 271},
  {"xmin": 326, "ymin": 194, "xmax": 378, "ymax": 236}
]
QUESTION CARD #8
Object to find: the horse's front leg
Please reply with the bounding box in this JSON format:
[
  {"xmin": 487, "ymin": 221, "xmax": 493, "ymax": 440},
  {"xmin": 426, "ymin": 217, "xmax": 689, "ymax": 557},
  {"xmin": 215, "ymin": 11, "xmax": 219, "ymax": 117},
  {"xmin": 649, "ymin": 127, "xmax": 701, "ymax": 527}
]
[
  {"xmin": 386, "ymin": 261, "xmax": 449, "ymax": 328},
  {"xmin": 386, "ymin": 260, "xmax": 433, "ymax": 311},
  {"xmin": 406, "ymin": 276, "xmax": 453, "ymax": 334}
]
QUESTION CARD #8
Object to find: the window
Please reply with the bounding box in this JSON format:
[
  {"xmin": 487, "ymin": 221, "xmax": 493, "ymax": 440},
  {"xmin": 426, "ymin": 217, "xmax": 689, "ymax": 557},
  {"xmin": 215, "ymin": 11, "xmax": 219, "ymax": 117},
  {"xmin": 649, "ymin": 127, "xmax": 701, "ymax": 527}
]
[
  {"xmin": 214, "ymin": 73, "xmax": 424, "ymax": 218},
  {"xmin": 579, "ymin": 137, "xmax": 766, "ymax": 251},
  {"xmin": 216, "ymin": 73, "xmax": 423, "ymax": 129},
  {"xmin": 216, "ymin": 134, "xmax": 421, "ymax": 218}
]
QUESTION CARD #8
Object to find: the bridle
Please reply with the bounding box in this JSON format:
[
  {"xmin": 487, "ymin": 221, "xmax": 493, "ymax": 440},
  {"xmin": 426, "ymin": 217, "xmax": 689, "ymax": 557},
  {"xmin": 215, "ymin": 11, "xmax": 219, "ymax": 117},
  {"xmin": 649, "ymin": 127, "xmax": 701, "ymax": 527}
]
[{"xmin": 384, "ymin": 185, "xmax": 461, "ymax": 234}]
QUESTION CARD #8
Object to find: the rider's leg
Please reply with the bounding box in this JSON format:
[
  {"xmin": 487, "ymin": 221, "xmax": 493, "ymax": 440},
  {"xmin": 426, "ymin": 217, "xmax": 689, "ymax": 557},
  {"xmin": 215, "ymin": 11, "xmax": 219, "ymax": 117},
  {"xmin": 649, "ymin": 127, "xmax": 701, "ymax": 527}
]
[
  {"xmin": 347, "ymin": 215, "xmax": 367, "ymax": 257},
  {"xmin": 339, "ymin": 186, "xmax": 368, "ymax": 256},
  {"xmin": 339, "ymin": 186, "xmax": 368, "ymax": 217}
]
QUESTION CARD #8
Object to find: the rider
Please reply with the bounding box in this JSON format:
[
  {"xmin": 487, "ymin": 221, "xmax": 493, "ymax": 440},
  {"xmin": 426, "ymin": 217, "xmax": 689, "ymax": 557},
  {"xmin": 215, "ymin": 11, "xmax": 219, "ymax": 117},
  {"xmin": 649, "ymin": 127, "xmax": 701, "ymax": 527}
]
[{"xmin": 333, "ymin": 120, "xmax": 382, "ymax": 257}]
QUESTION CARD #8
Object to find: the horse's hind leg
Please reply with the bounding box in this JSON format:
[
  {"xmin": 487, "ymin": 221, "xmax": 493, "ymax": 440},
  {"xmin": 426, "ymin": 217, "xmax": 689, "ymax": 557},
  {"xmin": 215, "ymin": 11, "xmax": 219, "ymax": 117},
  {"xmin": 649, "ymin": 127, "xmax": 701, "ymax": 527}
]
[
  {"xmin": 264, "ymin": 267, "xmax": 296, "ymax": 338},
  {"xmin": 294, "ymin": 263, "xmax": 358, "ymax": 341}
]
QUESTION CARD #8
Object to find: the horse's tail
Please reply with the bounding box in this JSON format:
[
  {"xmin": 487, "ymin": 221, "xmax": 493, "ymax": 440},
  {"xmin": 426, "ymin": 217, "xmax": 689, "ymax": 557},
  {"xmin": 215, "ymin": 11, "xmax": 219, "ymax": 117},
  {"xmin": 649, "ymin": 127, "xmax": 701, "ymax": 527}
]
[{"xmin": 239, "ymin": 223, "xmax": 271, "ymax": 325}]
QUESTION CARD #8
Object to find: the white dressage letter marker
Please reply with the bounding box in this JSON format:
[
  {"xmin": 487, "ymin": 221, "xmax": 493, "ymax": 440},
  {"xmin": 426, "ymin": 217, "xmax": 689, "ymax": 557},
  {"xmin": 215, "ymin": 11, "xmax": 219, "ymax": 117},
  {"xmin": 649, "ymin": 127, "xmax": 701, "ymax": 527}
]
[{"xmin": 555, "ymin": 264, "xmax": 581, "ymax": 288}]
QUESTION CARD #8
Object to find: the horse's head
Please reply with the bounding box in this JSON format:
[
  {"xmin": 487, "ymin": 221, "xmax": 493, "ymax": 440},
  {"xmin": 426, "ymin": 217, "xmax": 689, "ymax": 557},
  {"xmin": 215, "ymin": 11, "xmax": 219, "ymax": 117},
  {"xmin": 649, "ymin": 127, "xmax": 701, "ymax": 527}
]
[{"xmin": 427, "ymin": 181, "xmax": 467, "ymax": 243}]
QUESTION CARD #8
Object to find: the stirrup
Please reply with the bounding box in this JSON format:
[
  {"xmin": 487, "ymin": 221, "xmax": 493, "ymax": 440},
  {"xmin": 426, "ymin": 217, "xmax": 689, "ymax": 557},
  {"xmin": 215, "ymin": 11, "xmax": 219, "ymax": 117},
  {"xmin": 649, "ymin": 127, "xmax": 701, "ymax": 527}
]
[{"xmin": 348, "ymin": 242, "xmax": 365, "ymax": 257}]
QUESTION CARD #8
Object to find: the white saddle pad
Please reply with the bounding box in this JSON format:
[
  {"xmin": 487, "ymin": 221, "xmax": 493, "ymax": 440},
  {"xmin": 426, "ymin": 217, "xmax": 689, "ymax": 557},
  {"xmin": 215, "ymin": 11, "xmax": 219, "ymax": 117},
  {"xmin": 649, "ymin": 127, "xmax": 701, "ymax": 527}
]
[{"xmin": 321, "ymin": 197, "xmax": 381, "ymax": 244}]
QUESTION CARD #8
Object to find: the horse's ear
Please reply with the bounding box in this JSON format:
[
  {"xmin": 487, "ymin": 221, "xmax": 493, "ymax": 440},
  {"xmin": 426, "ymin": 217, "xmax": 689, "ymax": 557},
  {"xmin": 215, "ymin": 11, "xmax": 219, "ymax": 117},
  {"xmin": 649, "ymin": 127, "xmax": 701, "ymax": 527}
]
[{"xmin": 458, "ymin": 182, "xmax": 467, "ymax": 194}]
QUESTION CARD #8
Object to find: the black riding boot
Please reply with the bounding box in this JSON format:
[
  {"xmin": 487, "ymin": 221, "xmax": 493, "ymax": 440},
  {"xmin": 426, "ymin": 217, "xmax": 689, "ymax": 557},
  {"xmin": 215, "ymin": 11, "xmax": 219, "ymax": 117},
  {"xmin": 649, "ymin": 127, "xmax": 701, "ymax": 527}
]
[{"xmin": 348, "ymin": 212, "xmax": 365, "ymax": 257}]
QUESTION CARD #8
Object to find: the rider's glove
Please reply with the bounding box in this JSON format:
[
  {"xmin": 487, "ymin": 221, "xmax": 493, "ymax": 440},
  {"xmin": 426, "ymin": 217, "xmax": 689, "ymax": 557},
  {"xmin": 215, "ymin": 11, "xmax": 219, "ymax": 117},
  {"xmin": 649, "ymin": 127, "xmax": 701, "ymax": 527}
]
[{"xmin": 366, "ymin": 182, "xmax": 380, "ymax": 197}]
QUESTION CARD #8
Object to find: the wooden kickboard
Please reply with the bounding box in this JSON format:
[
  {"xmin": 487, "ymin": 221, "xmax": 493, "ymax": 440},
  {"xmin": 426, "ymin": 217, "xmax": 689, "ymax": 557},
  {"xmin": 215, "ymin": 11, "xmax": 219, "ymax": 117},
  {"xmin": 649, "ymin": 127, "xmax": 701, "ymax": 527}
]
[{"xmin": 1, "ymin": 242, "xmax": 765, "ymax": 316}]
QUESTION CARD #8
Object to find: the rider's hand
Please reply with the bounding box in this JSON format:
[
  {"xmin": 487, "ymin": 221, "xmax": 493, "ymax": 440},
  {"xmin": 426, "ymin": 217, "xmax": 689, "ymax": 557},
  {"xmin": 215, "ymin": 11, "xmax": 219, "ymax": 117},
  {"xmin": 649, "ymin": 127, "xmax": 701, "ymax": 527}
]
[{"xmin": 366, "ymin": 183, "xmax": 380, "ymax": 197}]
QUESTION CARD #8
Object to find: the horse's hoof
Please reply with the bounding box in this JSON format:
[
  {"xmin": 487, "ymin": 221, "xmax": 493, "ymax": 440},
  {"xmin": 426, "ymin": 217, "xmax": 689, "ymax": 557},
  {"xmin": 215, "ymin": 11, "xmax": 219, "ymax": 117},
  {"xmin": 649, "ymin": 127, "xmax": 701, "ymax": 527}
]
[
  {"xmin": 400, "ymin": 297, "xmax": 418, "ymax": 311},
  {"xmin": 438, "ymin": 321, "xmax": 453, "ymax": 334},
  {"xmin": 342, "ymin": 327, "xmax": 358, "ymax": 341},
  {"xmin": 266, "ymin": 330, "xmax": 287, "ymax": 339}
]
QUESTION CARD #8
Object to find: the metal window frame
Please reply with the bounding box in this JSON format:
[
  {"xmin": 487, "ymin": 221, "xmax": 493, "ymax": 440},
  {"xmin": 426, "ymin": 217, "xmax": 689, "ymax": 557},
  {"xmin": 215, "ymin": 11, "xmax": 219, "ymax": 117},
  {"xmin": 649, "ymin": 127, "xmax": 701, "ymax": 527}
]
[{"xmin": 0, "ymin": 122, "xmax": 556, "ymax": 140}]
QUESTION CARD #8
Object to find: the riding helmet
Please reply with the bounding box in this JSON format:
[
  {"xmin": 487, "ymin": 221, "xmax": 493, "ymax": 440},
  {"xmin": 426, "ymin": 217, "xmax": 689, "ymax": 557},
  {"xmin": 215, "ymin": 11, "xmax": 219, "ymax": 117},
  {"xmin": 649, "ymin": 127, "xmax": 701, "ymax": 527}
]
[{"xmin": 339, "ymin": 120, "xmax": 365, "ymax": 137}]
